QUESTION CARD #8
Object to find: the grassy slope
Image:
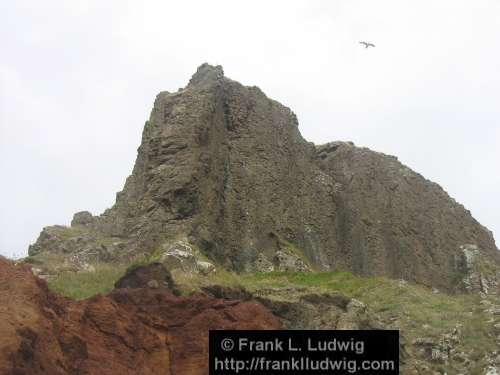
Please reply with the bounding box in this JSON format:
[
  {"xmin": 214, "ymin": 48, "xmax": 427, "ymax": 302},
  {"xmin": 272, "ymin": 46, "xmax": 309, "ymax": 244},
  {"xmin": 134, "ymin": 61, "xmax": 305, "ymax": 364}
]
[
  {"xmin": 48, "ymin": 264, "xmax": 128, "ymax": 300},
  {"xmin": 45, "ymin": 264, "xmax": 495, "ymax": 373},
  {"xmin": 240, "ymin": 272, "xmax": 495, "ymax": 374}
]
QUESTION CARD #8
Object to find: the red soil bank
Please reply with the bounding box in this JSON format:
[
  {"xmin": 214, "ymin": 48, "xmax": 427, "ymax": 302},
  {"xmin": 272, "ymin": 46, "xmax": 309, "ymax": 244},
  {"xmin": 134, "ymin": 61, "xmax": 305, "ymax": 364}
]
[{"xmin": 0, "ymin": 257, "xmax": 280, "ymax": 374}]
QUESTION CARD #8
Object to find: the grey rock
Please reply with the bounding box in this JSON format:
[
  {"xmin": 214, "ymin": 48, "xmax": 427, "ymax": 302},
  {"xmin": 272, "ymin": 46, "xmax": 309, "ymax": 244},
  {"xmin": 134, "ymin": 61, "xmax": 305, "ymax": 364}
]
[
  {"xmin": 160, "ymin": 246, "xmax": 197, "ymax": 272},
  {"xmin": 28, "ymin": 63, "xmax": 500, "ymax": 291},
  {"xmin": 159, "ymin": 240, "xmax": 216, "ymax": 276},
  {"xmin": 486, "ymin": 367, "xmax": 499, "ymax": 375},
  {"xmin": 251, "ymin": 253, "xmax": 275, "ymax": 273},
  {"xmin": 71, "ymin": 211, "xmax": 94, "ymax": 226},
  {"xmin": 196, "ymin": 260, "xmax": 216, "ymax": 275},
  {"xmin": 274, "ymin": 250, "xmax": 310, "ymax": 272},
  {"xmin": 147, "ymin": 279, "xmax": 159, "ymax": 289}
]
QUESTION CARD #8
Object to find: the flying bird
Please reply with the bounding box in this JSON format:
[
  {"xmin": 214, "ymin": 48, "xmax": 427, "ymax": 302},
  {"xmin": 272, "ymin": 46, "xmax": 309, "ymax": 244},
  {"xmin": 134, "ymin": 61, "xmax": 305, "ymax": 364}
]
[{"xmin": 359, "ymin": 41, "xmax": 375, "ymax": 48}]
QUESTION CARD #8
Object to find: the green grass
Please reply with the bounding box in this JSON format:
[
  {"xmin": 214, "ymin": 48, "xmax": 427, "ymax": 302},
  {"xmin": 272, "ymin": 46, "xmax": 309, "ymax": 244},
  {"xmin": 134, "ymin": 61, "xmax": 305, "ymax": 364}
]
[
  {"xmin": 45, "ymin": 259, "xmax": 496, "ymax": 368},
  {"xmin": 239, "ymin": 270, "xmax": 495, "ymax": 363},
  {"xmin": 240, "ymin": 271, "xmax": 381, "ymax": 294},
  {"xmin": 23, "ymin": 252, "xmax": 71, "ymax": 270},
  {"xmin": 270, "ymin": 232, "xmax": 314, "ymax": 269},
  {"xmin": 172, "ymin": 267, "xmax": 242, "ymax": 295},
  {"xmin": 21, "ymin": 255, "xmax": 42, "ymax": 264},
  {"xmin": 50, "ymin": 225, "xmax": 86, "ymax": 240},
  {"xmin": 46, "ymin": 241, "xmax": 242, "ymax": 298},
  {"xmin": 48, "ymin": 264, "xmax": 127, "ymax": 300}
]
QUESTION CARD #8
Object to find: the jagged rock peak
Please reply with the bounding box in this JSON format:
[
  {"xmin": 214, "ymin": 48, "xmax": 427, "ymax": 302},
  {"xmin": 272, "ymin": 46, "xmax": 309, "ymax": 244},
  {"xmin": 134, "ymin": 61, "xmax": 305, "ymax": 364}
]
[
  {"xmin": 188, "ymin": 63, "xmax": 224, "ymax": 87},
  {"xmin": 28, "ymin": 64, "xmax": 500, "ymax": 292}
]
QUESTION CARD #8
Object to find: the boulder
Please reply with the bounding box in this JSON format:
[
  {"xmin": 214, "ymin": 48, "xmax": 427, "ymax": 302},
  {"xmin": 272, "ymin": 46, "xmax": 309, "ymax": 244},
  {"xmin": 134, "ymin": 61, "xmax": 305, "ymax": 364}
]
[
  {"xmin": 159, "ymin": 240, "xmax": 216, "ymax": 275},
  {"xmin": 274, "ymin": 250, "xmax": 310, "ymax": 272},
  {"xmin": 196, "ymin": 260, "xmax": 216, "ymax": 275},
  {"xmin": 252, "ymin": 253, "xmax": 275, "ymax": 273},
  {"xmin": 71, "ymin": 211, "xmax": 94, "ymax": 226},
  {"xmin": 114, "ymin": 262, "xmax": 177, "ymax": 292}
]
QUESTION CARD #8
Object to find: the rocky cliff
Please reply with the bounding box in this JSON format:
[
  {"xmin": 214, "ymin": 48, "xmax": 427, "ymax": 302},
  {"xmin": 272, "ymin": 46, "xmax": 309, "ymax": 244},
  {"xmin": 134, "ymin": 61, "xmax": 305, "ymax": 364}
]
[{"xmin": 29, "ymin": 63, "xmax": 499, "ymax": 292}]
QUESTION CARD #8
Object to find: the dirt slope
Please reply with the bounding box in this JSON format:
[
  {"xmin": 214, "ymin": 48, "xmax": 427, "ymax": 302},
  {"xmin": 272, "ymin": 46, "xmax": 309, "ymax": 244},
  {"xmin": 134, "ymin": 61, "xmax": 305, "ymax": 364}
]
[{"xmin": 0, "ymin": 257, "xmax": 280, "ymax": 374}]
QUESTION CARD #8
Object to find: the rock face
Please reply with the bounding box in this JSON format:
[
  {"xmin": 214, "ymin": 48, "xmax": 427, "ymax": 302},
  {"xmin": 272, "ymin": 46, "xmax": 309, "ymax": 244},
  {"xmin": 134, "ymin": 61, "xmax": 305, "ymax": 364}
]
[
  {"xmin": 29, "ymin": 63, "xmax": 499, "ymax": 291},
  {"xmin": 205, "ymin": 286, "xmax": 407, "ymax": 366},
  {"xmin": 202, "ymin": 285, "xmax": 387, "ymax": 334},
  {"xmin": 71, "ymin": 211, "xmax": 95, "ymax": 226},
  {"xmin": 0, "ymin": 256, "xmax": 280, "ymax": 374}
]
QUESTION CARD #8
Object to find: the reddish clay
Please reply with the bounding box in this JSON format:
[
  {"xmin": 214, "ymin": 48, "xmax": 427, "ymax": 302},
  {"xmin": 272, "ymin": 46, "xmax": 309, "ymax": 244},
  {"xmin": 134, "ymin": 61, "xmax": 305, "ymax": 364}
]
[{"xmin": 0, "ymin": 257, "xmax": 280, "ymax": 374}]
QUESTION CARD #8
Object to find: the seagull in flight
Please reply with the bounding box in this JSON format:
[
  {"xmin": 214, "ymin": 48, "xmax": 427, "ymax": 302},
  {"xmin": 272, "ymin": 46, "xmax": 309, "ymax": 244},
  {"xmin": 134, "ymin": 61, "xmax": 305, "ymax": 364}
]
[{"xmin": 359, "ymin": 41, "xmax": 375, "ymax": 48}]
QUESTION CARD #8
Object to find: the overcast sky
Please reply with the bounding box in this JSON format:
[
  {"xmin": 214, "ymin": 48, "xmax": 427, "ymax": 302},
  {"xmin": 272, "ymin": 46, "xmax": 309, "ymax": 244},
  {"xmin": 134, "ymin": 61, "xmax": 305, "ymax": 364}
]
[{"xmin": 1, "ymin": 1, "xmax": 499, "ymax": 258}]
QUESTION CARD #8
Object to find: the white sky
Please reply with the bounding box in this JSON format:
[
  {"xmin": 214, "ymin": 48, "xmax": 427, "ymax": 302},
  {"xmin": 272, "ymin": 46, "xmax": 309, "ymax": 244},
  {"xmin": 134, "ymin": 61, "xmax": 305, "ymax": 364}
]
[{"xmin": 1, "ymin": 0, "xmax": 499, "ymax": 258}]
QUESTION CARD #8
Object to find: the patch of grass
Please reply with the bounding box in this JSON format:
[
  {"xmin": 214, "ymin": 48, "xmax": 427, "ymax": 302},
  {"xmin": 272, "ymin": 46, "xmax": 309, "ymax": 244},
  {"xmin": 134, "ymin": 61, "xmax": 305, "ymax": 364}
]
[
  {"xmin": 51, "ymin": 225, "xmax": 86, "ymax": 240},
  {"xmin": 48, "ymin": 263, "xmax": 127, "ymax": 300},
  {"xmin": 125, "ymin": 256, "xmax": 154, "ymax": 274},
  {"xmin": 94, "ymin": 236, "xmax": 124, "ymax": 247},
  {"xmin": 22, "ymin": 252, "xmax": 70, "ymax": 270},
  {"xmin": 478, "ymin": 256, "xmax": 499, "ymax": 276},
  {"xmin": 240, "ymin": 271, "xmax": 381, "ymax": 294},
  {"xmin": 165, "ymin": 242, "xmax": 244, "ymax": 294},
  {"xmin": 271, "ymin": 232, "xmax": 314, "ymax": 269},
  {"xmin": 123, "ymin": 245, "xmax": 166, "ymax": 274},
  {"xmin": 21, "ymin": 255, "xmax": 41, "ymax": 265},
  {"xmin": 43, "ymin": 248, "xmax": 497, "ymax": 364},
  {"xmin": 173, "ymin": 267, "xmax": 242, "ymax": 295},
  {"xmin": 238, "ymin": 271, "xmax": 495, "ymax": 361}
]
